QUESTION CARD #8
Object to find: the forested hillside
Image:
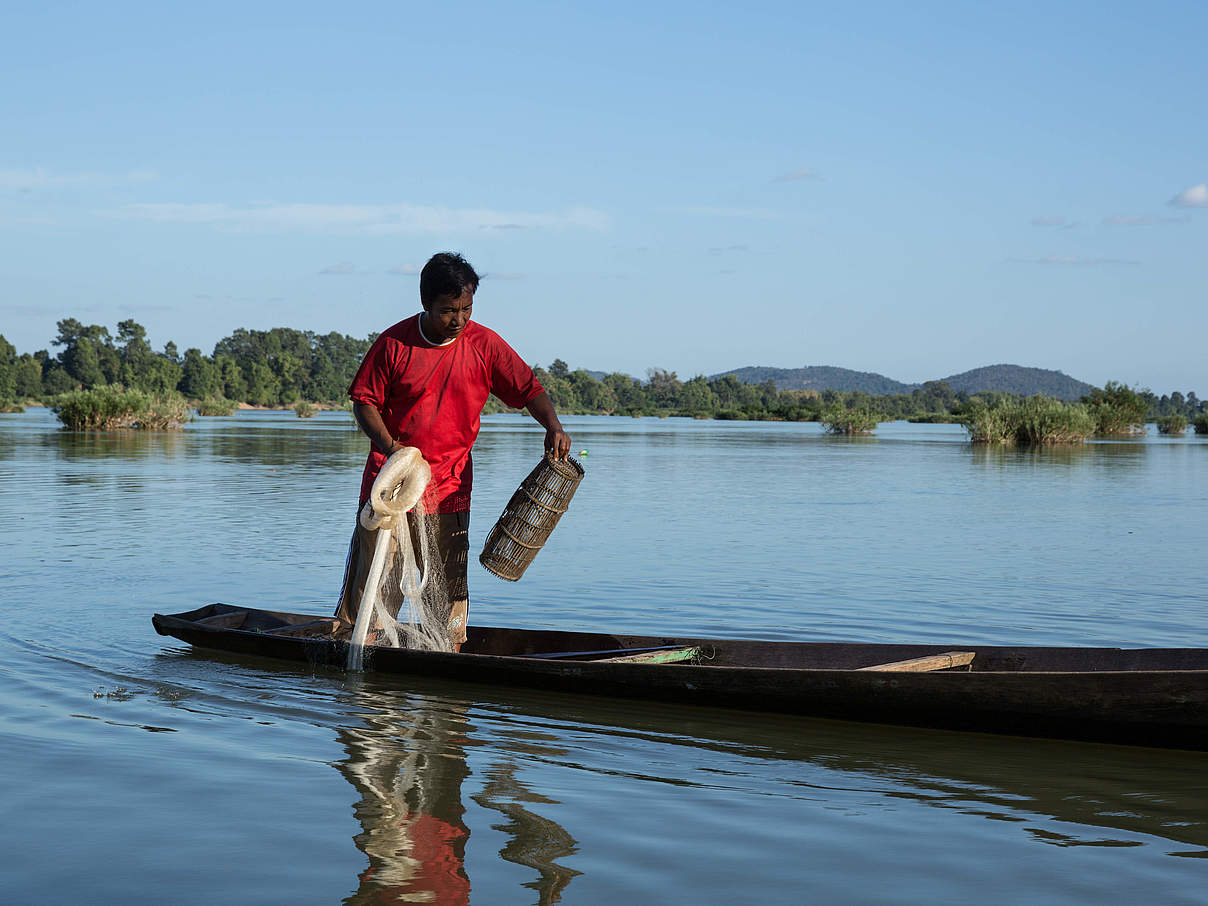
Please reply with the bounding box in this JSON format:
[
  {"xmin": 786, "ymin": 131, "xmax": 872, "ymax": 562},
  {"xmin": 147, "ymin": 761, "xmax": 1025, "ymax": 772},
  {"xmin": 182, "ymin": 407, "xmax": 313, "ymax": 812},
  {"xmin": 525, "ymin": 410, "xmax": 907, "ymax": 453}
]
[
  {"xmin": 715, "ymin": 365, "xmax": 914, "ymax": 395},
  {"xmin": 717, "ymin": 363, "xmax": 1095, "ymax": 400},
  {"xmin": 937, "ymin": 365, "xmax": 1094, "ymax": 401}
]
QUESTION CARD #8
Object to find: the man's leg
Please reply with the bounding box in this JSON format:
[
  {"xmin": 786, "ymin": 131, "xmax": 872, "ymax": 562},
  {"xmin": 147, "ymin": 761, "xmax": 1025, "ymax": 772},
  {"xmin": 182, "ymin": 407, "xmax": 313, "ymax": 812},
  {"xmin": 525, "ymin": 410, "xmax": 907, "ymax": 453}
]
[
  {"xmin": 335, "ymin": 515, "xmax": 401, "ymax": 626},
  {"xmin": 430, "ymin": 511, "xmax": 470, "ymax": 652}
]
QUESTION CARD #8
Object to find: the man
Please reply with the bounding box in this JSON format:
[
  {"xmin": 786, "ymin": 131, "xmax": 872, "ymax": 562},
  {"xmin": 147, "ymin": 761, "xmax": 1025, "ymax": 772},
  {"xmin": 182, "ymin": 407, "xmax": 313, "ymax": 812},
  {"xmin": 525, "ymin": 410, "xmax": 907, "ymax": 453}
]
[{"xmin": 335, "ymin": 252, "xmax": 570, "ymax": 651}]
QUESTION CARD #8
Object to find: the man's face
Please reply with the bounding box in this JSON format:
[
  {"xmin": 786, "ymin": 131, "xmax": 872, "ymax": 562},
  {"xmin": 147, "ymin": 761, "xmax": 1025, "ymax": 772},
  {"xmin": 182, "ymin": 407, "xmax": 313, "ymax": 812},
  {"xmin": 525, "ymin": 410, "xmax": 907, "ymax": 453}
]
[{"xmin": 423, "ymin": 289, "xmax": 474, "ymax": 343}]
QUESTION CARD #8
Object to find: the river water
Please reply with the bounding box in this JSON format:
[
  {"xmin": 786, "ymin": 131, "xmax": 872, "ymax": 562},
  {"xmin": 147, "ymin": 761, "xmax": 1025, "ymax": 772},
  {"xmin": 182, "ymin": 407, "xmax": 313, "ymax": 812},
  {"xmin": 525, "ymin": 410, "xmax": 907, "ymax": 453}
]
[{"xmin": 2, "ymin": 407, "xmax": 1206, "ymax": 904}]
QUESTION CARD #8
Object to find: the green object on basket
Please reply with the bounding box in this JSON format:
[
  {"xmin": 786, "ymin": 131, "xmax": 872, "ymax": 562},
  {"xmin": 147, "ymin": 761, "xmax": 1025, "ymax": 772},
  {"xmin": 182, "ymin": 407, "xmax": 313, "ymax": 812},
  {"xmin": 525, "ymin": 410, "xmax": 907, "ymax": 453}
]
[{"xmin": 480, "ymin": 454, "xmax": 585, "ymax": 581}]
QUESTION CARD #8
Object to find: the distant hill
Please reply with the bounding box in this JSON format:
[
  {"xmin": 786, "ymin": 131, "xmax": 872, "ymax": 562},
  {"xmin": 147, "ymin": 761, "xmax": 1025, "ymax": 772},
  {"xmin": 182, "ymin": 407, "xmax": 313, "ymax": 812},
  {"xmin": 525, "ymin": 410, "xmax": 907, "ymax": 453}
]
[
  {"xmin": 714, "ymin": 365, "xmax": 915, "ymax": 395},
  {"xmin": 714, "ymin": 363, "xmax": 1095, "ymax": 400},
  {"xmin": 936, "ymin": 365, "xmax": 1093, "ymax": 401}
]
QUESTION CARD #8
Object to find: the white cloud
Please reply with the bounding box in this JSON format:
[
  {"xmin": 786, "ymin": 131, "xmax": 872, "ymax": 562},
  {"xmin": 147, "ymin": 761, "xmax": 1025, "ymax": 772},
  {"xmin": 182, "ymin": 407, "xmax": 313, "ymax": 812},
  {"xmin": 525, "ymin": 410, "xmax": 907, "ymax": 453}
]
[
  {"xmin": 775, "ymin": 167, "xmax": 818, "ymax": 182},
  {"xmin": 1030, "ymin": 216, "xmax": 1080, "ymax": 229},
  {"xmin": 669, "ymin": 205, "xmax": 778, "ymax": 219},
  {"xmin": 108, "ymin": 201, "xmax": 610, "ymax": 234},
  {"xmin": 1169, "ymin": 184, "xmax": 1208, "ymax": 208},
  {"xmin": 1009, "ymin": 255, "xmax": 1139, "ymax": 267},
  {"xmin": 318, "ymin": 261, "xmax": 358, "ymax": 275},
  {"xmin": 1103, "ymin": 214, "xmax": 1189, "ymax": 226},
  {"xmin": 0, "ymin": 167, "xmax": 156, "ymax": 190},
  {"xmin": 388, "ymin": 264, "xmax": 421, "ymax": 275}
]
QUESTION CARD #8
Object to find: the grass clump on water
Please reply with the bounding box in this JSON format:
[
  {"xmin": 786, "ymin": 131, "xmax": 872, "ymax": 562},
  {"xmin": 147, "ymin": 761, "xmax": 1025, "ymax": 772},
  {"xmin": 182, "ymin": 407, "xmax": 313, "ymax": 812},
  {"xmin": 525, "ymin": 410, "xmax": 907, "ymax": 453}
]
[
  {"xmin": 959, "ymin": 396, "xmax": 1094, "ymax": 445},
  {"xmin": 1157, "ymin": 414, "xmax": 1188, "ymax": 435},
  {"xmin": 821, "ymin": 405, "xmax": 878, "ymax": 435},
  {"xmin": 294, "ymin": 400, "xmax": 316, "ymax": 418},
  {"xmin": 196, "ymin": 396, "xmax": 238, "ymax": 416},
  {"xmin": 51, "ymin": 385, "xmax": 192, "ymax": 430}
]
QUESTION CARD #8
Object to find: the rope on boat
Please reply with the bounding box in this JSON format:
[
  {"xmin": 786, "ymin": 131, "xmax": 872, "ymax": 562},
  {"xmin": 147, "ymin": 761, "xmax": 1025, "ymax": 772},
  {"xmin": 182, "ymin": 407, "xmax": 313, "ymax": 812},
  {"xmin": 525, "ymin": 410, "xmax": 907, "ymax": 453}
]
[{"xmin": 347, "ymin": 446, "xmax": 450, "ymax": 670}]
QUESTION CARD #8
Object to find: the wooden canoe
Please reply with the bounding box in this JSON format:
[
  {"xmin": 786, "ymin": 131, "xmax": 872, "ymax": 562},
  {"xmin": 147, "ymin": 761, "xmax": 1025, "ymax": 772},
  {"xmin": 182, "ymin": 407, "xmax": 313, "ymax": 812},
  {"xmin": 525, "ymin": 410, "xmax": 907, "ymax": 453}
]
[{"xmin": 152, "ymin": 603, "xmax": 1208, "ymax": 750}]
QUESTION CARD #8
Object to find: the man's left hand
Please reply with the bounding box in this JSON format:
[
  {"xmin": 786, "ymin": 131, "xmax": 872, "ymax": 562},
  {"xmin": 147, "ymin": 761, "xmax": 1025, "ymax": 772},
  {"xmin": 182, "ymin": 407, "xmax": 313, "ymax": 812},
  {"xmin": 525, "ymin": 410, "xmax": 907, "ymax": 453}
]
[{"xmin": 545, "ymin": 428, "xmax": 571, "ymax": 460}]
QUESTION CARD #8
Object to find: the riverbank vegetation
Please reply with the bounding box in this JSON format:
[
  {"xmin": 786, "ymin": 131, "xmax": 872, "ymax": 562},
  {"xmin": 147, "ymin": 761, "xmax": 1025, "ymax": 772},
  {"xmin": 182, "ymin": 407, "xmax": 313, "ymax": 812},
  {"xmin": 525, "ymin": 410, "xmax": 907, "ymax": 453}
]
[{"xmin": 3, "ymin": 320, "xmax": 1205, "ymax": 440}]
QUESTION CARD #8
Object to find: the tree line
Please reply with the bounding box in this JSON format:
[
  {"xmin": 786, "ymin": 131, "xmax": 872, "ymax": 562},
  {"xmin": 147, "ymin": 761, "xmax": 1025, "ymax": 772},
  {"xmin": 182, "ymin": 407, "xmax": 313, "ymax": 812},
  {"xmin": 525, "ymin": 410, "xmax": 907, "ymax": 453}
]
[
  {"xmin": 1, "ymin": 319, "xmax": 1204, "ymax": 425},
  {"xmin": 521, "ymin": 360, "xmax": 1206, "ymax": 424},
  {"xmin": 0, "ymin": 319, "xmax": 371, "ymax": 408}
]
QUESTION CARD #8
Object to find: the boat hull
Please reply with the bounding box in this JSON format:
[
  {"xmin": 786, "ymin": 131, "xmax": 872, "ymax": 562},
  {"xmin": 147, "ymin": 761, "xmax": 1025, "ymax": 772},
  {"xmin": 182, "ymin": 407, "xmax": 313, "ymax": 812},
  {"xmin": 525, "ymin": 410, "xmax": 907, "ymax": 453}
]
[{"xmin": 152, "ymin": 604, "xmax": 1208, "ymax": 750}]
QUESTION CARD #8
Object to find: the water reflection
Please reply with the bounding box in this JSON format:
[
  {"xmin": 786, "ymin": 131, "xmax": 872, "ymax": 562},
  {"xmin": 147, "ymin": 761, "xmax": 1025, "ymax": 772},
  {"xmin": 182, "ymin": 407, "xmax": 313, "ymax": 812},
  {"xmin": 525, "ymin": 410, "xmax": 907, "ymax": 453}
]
[
  {"xmin": 336, "ymin": 687, "xmax": 580, "ymax": 905},
  {"xmin": 968, "ymin": 442, "xmax": 1155, "ymax": 474},
  {"xmin": 524, "ymin": 691, "xmax": 1208, "ymax": 857}
]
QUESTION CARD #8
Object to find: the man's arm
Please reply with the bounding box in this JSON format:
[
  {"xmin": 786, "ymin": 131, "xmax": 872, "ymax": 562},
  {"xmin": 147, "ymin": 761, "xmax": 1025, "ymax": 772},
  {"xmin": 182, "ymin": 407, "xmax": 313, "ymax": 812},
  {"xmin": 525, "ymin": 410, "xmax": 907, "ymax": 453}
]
[
  {"xmin": 353, "ymin": 401, "xmax": 406, "ymax": 457},
  {"xmin": 525, "ymin": 392, "xmax": 571, "ymax": 460}
]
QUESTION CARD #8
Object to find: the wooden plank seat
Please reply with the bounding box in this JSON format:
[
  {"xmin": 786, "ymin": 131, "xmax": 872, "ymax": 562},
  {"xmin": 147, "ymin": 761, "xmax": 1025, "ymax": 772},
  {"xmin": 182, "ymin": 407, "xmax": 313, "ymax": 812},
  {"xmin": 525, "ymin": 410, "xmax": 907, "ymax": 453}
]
[
  {"xmin": 857, "ymin": 651, "xmax": 976, "ymax": 672},
  {"xmin": 521, "ymin": 645, "xmax": 701, "ymax": 665},
  {"xmin": 262, "ymin": 619, "xmax": 345, "ymax": 638}
]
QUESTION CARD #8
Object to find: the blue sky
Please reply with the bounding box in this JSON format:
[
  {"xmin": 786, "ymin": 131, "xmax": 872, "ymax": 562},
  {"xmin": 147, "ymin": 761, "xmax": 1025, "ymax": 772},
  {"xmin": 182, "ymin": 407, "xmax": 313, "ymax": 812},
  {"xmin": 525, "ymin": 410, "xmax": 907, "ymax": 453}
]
[{"xmin": 2, "ymin": 1, "xmax": 1205, "ymax": 392}]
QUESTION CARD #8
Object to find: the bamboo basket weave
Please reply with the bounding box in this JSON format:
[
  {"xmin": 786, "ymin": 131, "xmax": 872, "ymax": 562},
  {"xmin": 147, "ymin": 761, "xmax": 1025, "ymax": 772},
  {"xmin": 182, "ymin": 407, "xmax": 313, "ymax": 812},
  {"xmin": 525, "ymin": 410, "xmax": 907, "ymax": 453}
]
[{"xmin": 479, "ymin": 454, "xmax": 585, "ymax": 581}]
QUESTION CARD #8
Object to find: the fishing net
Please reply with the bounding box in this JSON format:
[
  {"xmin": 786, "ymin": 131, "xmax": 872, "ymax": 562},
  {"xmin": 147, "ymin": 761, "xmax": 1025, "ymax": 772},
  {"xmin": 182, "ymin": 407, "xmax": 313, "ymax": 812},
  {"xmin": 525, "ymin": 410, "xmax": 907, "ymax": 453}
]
[{"xmin": 347, "ymin": 447, "xmax": 453, "ymax": 670}]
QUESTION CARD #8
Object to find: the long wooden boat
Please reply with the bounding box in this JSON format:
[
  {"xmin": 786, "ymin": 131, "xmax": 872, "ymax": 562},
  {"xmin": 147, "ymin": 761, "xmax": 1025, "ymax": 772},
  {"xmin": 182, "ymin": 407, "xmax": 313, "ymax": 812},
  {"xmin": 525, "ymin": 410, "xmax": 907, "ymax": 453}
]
[{"xmin": 152, "ymin": 603, "xmax": 1208, "ymax": 750}]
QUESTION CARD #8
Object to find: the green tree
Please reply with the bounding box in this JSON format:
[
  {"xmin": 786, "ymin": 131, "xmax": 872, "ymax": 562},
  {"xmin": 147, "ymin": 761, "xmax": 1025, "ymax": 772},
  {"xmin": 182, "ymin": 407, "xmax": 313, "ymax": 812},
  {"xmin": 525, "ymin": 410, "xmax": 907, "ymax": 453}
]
[
  {"xmin": 646, "ymin": 368, "xmax": 682, "ymax": 409},
  {"xmin": 604, "ymin": 372, "xmax": 646, "ymax": 413},
  {"xmin": 180, "ymin": 347, "xmax": 218, "ymax": 398},
  {"xmin": 54, "ymin": 319, "xmax": 120, "ymax": 384},
  {"xmin": 679, "ymin": 375, "xmax": 717, "ymax": 413},
  {"xmin": 245, "ymin": 361, "xmax": 281, "ymax": 406},
  {"xmin": 568, "ymin": 369, "xmax": 615, "ymax": 412},
  {"xmin": 64, "ymin": 336, "xmax": 106, "ymax": 388},
  {"xmin": 14, "ymin": 354, "xmax": 44, "ymax": 397},
  {"xmin": 216, "ymin": 355, "xmax": 247, "ymax": 401},
  {"xmin": 1083, "ymin": 381, "xmax": 1149, "ymax": 435},
  {"xmin": 0, "ymin": 335, "xmax": 16, "ymax": 399}
]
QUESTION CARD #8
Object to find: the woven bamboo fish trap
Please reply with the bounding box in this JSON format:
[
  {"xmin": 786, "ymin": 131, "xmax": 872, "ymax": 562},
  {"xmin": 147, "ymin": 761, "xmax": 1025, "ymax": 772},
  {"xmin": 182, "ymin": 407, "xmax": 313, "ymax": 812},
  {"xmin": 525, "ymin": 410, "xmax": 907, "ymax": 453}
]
[{"xmin": 479, "ymin": 454, "xmax": 585, "ymax": 581}]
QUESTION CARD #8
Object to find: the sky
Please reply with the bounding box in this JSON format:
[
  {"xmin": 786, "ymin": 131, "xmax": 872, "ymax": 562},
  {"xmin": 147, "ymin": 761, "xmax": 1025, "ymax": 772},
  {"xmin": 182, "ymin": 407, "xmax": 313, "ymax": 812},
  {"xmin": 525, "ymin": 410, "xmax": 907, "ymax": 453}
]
[{"xmin": 2, "ymin": 0, "xmax": 1205, "ymax": 393}]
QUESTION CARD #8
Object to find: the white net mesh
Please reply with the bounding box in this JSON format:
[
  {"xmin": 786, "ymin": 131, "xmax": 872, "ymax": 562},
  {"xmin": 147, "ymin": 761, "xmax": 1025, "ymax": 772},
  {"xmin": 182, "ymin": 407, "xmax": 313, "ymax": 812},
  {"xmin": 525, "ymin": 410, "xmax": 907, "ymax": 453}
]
[{"xmin": 347, "ymin": 448, "xmax": 453, "ymax": 670}]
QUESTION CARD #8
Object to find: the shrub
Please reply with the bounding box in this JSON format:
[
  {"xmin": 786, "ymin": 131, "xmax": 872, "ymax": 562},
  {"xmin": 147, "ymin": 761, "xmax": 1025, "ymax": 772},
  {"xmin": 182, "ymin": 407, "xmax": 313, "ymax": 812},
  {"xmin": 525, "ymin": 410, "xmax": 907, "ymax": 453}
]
[
  {"xmin": 960, "ymin": 396, "xmax": 1093, "ymax": 445},
  {"xmin": 1013, "ymin": 396, "xmax": 1095, "ymax": 444},
  {"xmin": 958, "ymin": 400, "xmax": 1017, "ymax": 444},
  {"xmin": 196, "ymin": 396, "xmax": 238, "ymax": 416},
  {"xmin": 294, "ymin": 400, "xmax": 316, "ymax": 418},
  {"xmin": 51, "ymin": 385, "xmax": 191, "ymax": 430},
  {"xmin": 0, "ymin": 401, "xmax": 24, "ymax": 414},
  {"xmin": 1083, "ymin": 381, "xmax": 1149, "ymax": 435},
  {"xmin": 1157, "ymin": 415, "xmax": 1188, "ymax": 435},
  {"xmin": 821, "ymin": 405, "xmax": 878, "ymax": 435},
  {"xmin": 1195, "ymin": 413, "xmax": 1208, "ymax": 436}
]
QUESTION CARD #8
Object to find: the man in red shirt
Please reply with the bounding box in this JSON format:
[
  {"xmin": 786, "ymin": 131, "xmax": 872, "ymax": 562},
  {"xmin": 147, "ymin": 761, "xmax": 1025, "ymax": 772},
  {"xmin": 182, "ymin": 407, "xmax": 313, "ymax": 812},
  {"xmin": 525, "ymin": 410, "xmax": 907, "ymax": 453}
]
[{"xmin": 335, "ymin": 252, "xmax": 570, "ymax": 650}]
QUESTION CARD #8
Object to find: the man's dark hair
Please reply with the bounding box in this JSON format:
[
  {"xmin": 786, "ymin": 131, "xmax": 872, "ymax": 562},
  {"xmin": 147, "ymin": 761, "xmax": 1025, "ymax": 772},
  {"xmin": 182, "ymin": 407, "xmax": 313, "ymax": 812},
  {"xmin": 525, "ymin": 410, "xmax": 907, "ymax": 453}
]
[{"xmin": 419, "ymin": 252, "xmax": 480, "ymax": 307}]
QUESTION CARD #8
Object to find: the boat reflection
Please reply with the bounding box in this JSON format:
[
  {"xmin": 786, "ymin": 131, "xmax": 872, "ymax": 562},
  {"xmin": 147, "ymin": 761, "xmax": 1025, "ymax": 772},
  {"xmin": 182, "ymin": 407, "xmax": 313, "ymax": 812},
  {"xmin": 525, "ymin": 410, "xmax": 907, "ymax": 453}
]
[{"xmin": 335, "ymin": 686, "xmax": 580, "ymax": 905}]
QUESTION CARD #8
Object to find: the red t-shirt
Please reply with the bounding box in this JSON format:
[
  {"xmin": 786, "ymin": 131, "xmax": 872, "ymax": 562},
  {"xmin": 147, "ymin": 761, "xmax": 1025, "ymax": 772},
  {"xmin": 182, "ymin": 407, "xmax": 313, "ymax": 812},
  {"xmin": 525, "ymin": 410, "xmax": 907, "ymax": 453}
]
[{"xmin": 349, "ymin": 315, "xmax": 544, "ymax": 512}]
